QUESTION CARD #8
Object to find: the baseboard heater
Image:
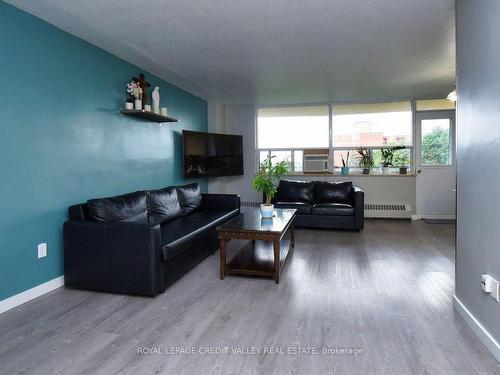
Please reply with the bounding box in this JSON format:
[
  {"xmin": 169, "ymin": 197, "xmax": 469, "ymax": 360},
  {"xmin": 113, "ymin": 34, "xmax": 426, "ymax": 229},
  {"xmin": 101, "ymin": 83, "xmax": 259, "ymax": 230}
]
[
  {"xmin": 364, "ymin": 203, "xmax": 411, "ymax": 218},
  {"xmin": 241, "ymin": 201, "xmax": 261, "ymax": 208},
  {"xmin": 243, "ymin": 201, "xmax": 411, "ymax": 219}
]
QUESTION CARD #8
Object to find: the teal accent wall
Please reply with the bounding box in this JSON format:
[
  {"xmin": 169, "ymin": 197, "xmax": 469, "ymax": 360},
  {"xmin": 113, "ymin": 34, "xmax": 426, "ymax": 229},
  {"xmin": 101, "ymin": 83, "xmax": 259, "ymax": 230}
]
[{"xmin": 0, "ymin": 2, "xmax": 208, "ymax": 301}]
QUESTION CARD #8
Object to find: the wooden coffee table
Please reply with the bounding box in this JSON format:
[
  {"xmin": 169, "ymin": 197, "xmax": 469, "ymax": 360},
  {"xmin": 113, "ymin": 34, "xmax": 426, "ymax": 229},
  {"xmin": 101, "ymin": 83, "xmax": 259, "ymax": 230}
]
[{"xmin": 216, "ymin": 208, "xmax": 296, "ymax": 284}]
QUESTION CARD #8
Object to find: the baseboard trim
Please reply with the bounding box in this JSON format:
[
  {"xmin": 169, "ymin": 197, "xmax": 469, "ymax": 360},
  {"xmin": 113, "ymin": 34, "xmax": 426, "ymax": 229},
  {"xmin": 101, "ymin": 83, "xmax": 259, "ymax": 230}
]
[
  {"xmin": 453, "ymin": 295, "xmax": 500, "ymax": 363},
  {"xmin": 0, "ymin": 276, "xmax": 64, "ymax": 314},
  {"xmin": 414, "ymin": 214, "xmax": 456, "ymax": 220}
]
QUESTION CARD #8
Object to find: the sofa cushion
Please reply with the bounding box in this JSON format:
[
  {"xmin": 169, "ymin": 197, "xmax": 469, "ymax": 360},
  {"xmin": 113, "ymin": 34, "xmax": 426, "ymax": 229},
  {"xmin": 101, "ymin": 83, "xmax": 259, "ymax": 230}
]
[
  {"xmin": 274, "ymin": 202, "xmax": 312, "ymax": 215},
  {"xmin": 312, "ymin": 203, "xmax": 354, "ymax": 216},
  {"xmin": 160, "ymin": 209, "xmax": 239, "ymax": 261},
  {"xmin": 87, "ymin": 191, "xmax": 148, "ymax": 223},
  {"xmin": 276, "ymin": 180, "xmax": 313, "ymax": 203},
  {"xmin": 176, "ymin": 183, "xmax": 202, "ymax": 214},
  {"xmin": 147, "ymin": 187, "xmax": 183, "ymax": 224},
  {"xmin": 313, "ymin": 181, "xmax": 353, "ymax": 204}
]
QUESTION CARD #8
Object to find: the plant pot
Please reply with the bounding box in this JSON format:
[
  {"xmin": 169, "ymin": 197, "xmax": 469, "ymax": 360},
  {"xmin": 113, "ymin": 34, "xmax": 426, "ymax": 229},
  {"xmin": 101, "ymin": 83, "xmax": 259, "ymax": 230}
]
[
  {"xmin": 362, "ymin": 168, "xmax": 370, "ymax": 175},
  {"xmin": 134, "ymin": 99, "xmax": 142, "ymax": 110},
  {"xmin": 341, "ymin": 166, "xmax": 350, "ymax": 176},
  {"xmin": 399, "ymin": 166, "xmax": 408, "ymax": 175},
  {"xmin": 382, "ymin": 167, "xmax": 390, "ymax": 175},
  {"xmin": 260, "ymin": 204, "xmax": 274, "ymax": 218},
  {"xmin": 260, "ymin": 217, "xmax": 273, "ymax": 229}
]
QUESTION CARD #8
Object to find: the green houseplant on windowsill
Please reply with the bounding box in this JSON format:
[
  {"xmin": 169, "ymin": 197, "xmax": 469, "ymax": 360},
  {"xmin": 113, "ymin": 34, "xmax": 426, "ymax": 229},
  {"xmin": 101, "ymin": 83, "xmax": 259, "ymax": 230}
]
[
  {"xmin": 341, "ymin": 151, "xmax": 350, "ymax": 175},
  {"xmin": 380, "ymin": 146, "xmax": 405, "ymax": 174},
  {"xmin": 356, "ymin": 147, "xmax": 374, "ymax": 174},
  {"xmin": 397, "ymin": 152, "xmax": 411, "ymax": 174},
  {"xmin": 252, "ymin": 157, "xmax": 290, "ymax": 218}
]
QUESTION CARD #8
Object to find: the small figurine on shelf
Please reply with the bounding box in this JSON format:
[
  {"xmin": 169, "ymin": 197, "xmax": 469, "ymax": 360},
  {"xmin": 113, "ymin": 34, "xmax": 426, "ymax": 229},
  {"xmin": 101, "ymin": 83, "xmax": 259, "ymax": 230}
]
[
  {"xmin": 152, "ymin": 87, "xmax": 160, "ymax": 114},
  {"xmin": 126, "ymin": 81, "xmax": 143, "ymax": 110}
]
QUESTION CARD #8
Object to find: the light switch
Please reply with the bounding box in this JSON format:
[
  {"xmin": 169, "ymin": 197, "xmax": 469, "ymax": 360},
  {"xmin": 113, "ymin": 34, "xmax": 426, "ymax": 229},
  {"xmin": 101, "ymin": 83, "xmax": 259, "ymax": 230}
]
[{"xmin": 38, "ymin": 243, "xmax": 47, "ymax": 258}]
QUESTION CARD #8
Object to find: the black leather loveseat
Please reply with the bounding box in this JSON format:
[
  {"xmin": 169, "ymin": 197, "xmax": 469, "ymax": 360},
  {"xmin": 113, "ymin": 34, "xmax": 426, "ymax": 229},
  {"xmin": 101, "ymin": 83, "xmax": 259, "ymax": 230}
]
[
  {"xmin": 63, "ymin": 183, "xmax": 240, "ymax": 296},
  {"xmin": 272, "ymin": 180, "xmax": 364, "ymax": 230}
]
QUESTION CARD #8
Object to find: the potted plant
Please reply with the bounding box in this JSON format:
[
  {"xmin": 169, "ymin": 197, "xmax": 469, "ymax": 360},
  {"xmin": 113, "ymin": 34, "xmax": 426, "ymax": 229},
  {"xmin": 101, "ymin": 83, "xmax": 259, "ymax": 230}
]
[
  {"xmin": 252, "ymin": 157, "xmax": 289, "ymax": 218},
  {"xmin": 380, "ymin": 146, "xmax": 405, "ymax": 174},
  {"xmin": 341, "ymin": 151, "xmax": 350, "ymax": 175},
  {"xmin": 356, "ymin": 147, "xmax": 374, "ymax": 174},
  {"xmin": 397, "ymin": 152, "xmax": 410, "ymax": 174}
]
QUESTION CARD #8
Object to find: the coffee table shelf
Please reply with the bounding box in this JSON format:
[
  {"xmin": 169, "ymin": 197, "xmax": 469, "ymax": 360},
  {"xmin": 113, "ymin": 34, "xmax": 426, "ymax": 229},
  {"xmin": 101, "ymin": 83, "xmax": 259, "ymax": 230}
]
[{"xmin": 227, "ymin": 237, "xmax": 292, "ymax": 277}]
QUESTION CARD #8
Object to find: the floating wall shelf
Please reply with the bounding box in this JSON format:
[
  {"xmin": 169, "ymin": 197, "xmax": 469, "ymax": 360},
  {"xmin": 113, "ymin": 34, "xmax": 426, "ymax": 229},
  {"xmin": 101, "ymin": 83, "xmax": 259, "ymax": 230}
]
[{"xmin": 120, "ymin": 109, "xmax": 178, "ymax": 123}]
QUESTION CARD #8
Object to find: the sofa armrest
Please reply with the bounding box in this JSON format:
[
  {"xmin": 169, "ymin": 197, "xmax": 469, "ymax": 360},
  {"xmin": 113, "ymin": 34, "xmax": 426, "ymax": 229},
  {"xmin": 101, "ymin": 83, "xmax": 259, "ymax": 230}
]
[
  {"xmin": 353, "ymin": 186, "xmax": 365, "ymax": 230},
  {"xmin": 63, "ymin": 221, "xmax": 163, "ymax": 296},
  {"xmin": 201, "ymin": 193, "xmax": 241, "ymax": 212},
  {"xmin": 68, "ymin": 203, "xmax": 87, "ymax": 221}
]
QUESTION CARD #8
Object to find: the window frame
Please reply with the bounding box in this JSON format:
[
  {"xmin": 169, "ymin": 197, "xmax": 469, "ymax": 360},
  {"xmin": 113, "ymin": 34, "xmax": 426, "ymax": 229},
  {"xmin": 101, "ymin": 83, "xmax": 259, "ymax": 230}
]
[
  {"xmin": 415, "ymin": 110, "xmax": 456, "ymax": 169},
  {"xmin": 255, "ymin": 99, "xmax": 452, "ymax": 175}
]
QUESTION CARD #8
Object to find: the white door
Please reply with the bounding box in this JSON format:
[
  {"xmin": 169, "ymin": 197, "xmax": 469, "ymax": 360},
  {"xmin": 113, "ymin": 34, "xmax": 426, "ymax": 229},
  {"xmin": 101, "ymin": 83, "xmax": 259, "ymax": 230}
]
[{"xmin": 415, "ymin": 110, "xmax": 456, "ymax": 219}]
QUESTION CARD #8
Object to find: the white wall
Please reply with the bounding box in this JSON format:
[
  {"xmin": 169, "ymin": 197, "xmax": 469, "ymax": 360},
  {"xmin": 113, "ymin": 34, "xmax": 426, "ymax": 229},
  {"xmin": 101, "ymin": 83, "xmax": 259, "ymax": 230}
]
[{"xmin": 208, "ymin": 104, "xmax": 416, "ymax": 215}]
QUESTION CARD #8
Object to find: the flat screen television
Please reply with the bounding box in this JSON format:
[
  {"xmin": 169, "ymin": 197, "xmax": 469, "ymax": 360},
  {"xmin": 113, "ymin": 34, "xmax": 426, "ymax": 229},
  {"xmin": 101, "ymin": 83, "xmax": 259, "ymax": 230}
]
[{"xmin": 182, "ymin": 130, "xmax": 243, "ymax": 178}]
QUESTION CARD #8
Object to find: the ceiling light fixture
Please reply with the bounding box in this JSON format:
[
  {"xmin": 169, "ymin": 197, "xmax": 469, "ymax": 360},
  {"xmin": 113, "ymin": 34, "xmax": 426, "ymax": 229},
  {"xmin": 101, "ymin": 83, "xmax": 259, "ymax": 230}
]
[{"xmin": 446, "ymin": 89, "xmax": 457, "ymax": 102}]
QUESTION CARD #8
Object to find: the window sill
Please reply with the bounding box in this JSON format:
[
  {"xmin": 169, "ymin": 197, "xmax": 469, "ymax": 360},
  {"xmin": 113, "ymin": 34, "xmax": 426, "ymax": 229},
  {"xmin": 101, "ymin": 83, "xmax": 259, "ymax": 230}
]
[{"xmin": 283, "ymin": 172, "xmax": 417, "ymax": 177}]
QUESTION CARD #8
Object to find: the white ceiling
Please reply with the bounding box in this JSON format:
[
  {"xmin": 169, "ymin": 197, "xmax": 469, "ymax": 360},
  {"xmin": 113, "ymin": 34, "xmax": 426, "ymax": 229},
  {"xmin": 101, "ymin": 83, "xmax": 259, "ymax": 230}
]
[{"xmin": 7, "ymin": 0, "xmax": 455, "ymax": 105}]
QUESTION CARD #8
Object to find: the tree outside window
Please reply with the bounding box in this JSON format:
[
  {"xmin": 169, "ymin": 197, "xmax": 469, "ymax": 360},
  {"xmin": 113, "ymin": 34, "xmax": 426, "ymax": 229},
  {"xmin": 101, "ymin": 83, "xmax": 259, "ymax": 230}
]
[{"xmin": 421, "ymin": 120, "xmax": 451, "ymax": 165}]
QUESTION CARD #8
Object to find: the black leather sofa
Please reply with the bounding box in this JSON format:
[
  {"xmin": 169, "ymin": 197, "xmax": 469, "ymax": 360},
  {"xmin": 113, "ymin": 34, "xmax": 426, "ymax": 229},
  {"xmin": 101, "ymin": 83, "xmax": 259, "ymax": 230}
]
[
  {"xmin": 272, "ymin": 180, "xmax": 364, "ymax": 230},
  {"xmin": 63, "ymin": 183, "xmax": 240, "ymax": 296}
]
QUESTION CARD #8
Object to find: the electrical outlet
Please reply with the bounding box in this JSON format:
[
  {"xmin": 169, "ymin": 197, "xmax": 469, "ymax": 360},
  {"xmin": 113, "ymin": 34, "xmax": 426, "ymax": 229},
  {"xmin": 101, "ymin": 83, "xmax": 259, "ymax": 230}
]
[
  {"xmin": 37, "ymin": 243, "xmax": 47, "ymax": 259},
  {"xmin": 490, "ymin": 278, "xmax": 500, "ymax": 303},
  {"xmin": 482, "ymin": 274, "xmax": 493, "ymax": 292}
]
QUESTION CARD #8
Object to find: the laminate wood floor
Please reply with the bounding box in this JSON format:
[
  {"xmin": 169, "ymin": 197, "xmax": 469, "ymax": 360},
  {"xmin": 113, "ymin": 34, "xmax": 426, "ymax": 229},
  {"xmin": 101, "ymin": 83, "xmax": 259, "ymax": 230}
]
[{"xmin": 1, "ymin": 219, "xmax": 498, "ymax": 375}]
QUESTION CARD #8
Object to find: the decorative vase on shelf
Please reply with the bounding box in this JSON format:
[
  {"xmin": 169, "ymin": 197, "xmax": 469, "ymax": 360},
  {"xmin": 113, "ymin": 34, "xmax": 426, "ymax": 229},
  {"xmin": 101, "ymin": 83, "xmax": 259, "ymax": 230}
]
[
  {"xmin": 399, "ymin": 166, "xmax": 408, "ymax": 175},
  {"xmin": 260, "ymin": 204, "xmax": 274, "ymax": 218},
  {"xmin": 134, "ymin": 99, "xmax": 142, "ymax": 110},
  {"xmin": 341, "ymin": 166, "xmax": 350, "ymax": 176},
  {"xmin": 362, "ymin": 168, "xmax": 370, "ymax": 175},
  {"xmin": 382, "ymin": 167, "xmax": 390, "ymax": 174},
  {"xmin": 152, "ymin": 87, "xmax": 160, "ymax": 114},
  {"xmin": 125, "ymin": 102, "xmax": 134, "ymax": 110}
]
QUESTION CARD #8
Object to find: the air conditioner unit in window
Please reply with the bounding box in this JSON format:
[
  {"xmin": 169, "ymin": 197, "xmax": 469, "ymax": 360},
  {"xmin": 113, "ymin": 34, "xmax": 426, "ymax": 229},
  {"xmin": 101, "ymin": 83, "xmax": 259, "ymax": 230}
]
[{"xmin": 303, "ymin": 154, "xmax": 329, "ymax": 172}]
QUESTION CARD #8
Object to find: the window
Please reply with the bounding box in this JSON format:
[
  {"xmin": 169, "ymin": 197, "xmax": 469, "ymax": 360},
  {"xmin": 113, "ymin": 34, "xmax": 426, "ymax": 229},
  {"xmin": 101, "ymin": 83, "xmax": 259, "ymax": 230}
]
[
  {"xmin": 330, "ymin": 102, "xmax": 413, "ymax": 172},
  {"xmin": 270, "ymin": 150, "xmax": 292, "ymax": 165},
  {"xmin": 332, "ymin": 102, "xmax": 412, "ymax": 147},
  {"xmin": 259, "ymin": 150, "xmax": 304, "ymax": 172},
  {"xmin": 257, "ymin": 101, "xmax": 419, "ymax": 174},
  {"xmin": 416, "ymin": 99, "xmax": 455, "ymax": 111},
  {"xmin": 332, "ymin": 149, "xmax": 360, "ymax": 168},
  {"xmin": 293, "ymin": 150, "xmax": 303, "ymax": 172},
  {"xmin": 372, "ymin": 148, "xmax": 412, "ymax": 172},
  {"xmin": 257, "ymin": 106, "xmax": 329, "ymax": 149},
  {"xmin": 421, "ymin": 119, "xmax": 451, "ymax": 166}
]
